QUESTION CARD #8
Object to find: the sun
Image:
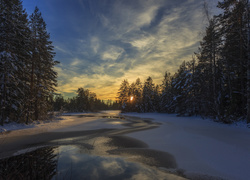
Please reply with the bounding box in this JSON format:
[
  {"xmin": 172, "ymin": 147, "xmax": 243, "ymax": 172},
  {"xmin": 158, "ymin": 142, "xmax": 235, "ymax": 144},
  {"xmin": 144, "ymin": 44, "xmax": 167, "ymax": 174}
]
[{"xmin": 130, "ymin": 96, "xmax": 134, "ymax": 101}]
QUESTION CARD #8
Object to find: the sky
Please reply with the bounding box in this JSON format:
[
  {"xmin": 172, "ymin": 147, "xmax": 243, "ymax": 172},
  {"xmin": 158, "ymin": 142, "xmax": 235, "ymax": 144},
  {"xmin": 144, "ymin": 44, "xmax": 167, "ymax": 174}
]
[{"xmin": 22, "ymin": 0, "xmax": 220, "ymax": 100}]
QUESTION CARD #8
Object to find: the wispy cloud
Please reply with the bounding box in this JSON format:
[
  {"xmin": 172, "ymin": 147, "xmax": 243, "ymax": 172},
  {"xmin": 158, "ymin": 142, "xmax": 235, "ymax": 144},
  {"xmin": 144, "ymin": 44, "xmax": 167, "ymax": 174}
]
[
  {"xmin": 90, "ymin": 36, "xmax": 100, "ymax": 54},
  {"xmin": 24, "ymin": 0, "xmax": 220, "ymax": 100},
  {"xmin": 101, "ymin": 46, "xmax": 124, "ymax": 61}
]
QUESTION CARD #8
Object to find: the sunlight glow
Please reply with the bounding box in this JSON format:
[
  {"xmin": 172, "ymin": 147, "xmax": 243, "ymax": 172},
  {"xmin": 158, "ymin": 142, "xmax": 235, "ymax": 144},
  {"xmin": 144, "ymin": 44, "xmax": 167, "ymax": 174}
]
[{"xmin": 130, "ymin": 96, "xmax": 134, "ymax": 101}]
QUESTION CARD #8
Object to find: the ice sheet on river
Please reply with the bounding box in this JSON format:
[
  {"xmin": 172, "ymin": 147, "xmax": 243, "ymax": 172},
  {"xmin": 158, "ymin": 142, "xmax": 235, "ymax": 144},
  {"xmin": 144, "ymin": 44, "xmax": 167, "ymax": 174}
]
[
  {"xmin": 123, "ymin": 112, "xmax": 250, "ymax": 180},
  {"xmin": 0, "ymin": 111, "xmax": 249, "ymax": 180}
]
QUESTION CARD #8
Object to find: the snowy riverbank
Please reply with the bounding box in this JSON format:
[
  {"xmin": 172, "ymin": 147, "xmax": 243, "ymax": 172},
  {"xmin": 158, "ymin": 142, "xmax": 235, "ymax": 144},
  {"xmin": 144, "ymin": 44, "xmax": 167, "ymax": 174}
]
[{"xmin": 123, "ymin": 113, "xmax": 250, "ymax": 180}]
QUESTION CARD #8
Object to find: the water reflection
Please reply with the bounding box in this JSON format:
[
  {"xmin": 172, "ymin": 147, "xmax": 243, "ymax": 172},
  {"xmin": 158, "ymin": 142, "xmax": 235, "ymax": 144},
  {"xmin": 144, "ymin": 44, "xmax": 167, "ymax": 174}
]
[
  {"xmin": 0, "ymin": 135, "xmax": 185, "ymax": 180},
  {"xmin": 0, "ymin": 146, "xmax": 57, "ymax": 179},
  {"xmin": 54, "ymin": 145, "xmax": 183, "ymax": 180},
  {"xmin": 0, "ymin": 113, "xmax": 187, "ymax": 180}
]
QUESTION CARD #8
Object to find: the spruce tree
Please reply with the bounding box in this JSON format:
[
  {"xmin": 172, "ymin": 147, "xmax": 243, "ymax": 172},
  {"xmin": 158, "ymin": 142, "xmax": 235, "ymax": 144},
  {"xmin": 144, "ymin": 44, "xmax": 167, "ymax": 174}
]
[
  {"xmin": 117, "ymin": 80, "xmax": 130, "ymax": 111},
  {"xmin": 76, "ymin": 88, "xmax": 87, "ymax": 112},
  {"xmin": 171, "ymin": 61, "xmax": 191, "ymax": 115},
  {"xmin": 29, "ymin": 7, "xmax": 58, "ymax": 120},
  {"xmin": 134, "ymin": 78, "xmax": 143, "ymax": 112},
  {"xmin": 160, "ymin": 71, "xmax": 174, "ymax": 113},
  {"xmin": 195, "ymin": 16, "xmax": 222, "ymax": 119},
  {"xmin": 218, "ymin": 0, "xmax": 248, "ymax": 119},
  {"xmin": 142, "ymin": 77, "xmax": 155, "ymax": 112},
  {"xmin": 129, "ymin": 82, "xmax": 136, "ymax": 111},
  {"xmin": 0, "ymin": 0, "xmax": 31, "ymax": 125},
  {"xmin": 153, "ymin": 84, "xmax": 161, "ymax": 112}
]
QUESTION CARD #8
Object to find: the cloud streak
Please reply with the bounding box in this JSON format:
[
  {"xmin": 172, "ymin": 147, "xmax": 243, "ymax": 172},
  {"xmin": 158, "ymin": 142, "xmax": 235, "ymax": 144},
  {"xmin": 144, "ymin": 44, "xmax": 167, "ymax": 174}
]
[{"xmin": 22, "ymin": 0, "xmax": 220, "ymax": 100}]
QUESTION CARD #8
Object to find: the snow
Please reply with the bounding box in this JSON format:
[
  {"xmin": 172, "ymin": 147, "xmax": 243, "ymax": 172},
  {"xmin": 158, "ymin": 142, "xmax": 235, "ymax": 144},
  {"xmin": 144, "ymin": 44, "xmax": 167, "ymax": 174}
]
[
  {"xmin": 1, "ymin": 111, "xmax": 249, "ymax": 180},
  {"xmin": 13, "ymin": 145, "xmax": 48, "ymax": 156},
  {"xmin": 0, "ymin": 111, "xmax": 124, "ymax": 135},
  {"xmin": 51, "ymin": 117, "xmax": 126, "ymax": 132},
  {"xmin": 0, "ymin": 122, "xmax": 36, "ymax": 134},
  {"xmin": 122, "ymin": 113, "xmax": 250, "ymax": 180}
]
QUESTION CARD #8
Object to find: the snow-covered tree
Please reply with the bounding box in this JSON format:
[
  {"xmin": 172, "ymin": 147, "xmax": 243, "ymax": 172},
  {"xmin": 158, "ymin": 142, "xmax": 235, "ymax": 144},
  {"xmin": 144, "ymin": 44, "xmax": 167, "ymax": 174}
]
[
  {"xmin": 0, "ymin": 0, "xmax": 31, "ymax": 124},
  {"xmin": 142, "ymin": 77, "xmax": 155, "ymax": 112},
  {"xmin": 171, "ymin": 61, "xmax": 192, "ymax": 115},
  {"xmin": 160, "ymin": 71, "xmax": 174, "ymax": 113},
  {"xmin": 134, "ymin": 78, "xmax": 143, "ymax": 112},
  {"xmin": 28, "ymin": 7, "xmax": 58, "ymax": 120},
  {"xmin": 153, "ymin": 84, "xmax": 161, "ymax": 112},
  {"xmin": 195, "ymin": 15, "xmax": 223, "ymax": 119},
  {"xmin": 215, "ymin": 0, "xmax": 250, "ymax": 121},
  {"xmin": 117, "ymin": 79, "xmax": 130, "ymax": 111}
]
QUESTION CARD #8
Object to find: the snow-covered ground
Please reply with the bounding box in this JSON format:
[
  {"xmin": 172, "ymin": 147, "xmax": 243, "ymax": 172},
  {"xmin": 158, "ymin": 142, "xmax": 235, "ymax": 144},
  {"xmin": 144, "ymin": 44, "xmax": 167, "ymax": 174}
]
[
  {"xmin": 0, "ymin": 122, "xmax": 36, "ymax": 133},
  {"xmin": 0, "ymin": 111, "xmax": 123, "ymax": 135},
  {"xmin": 1, "ymin": 111, "xmax": 249, "ymax": 180},
  {"xmin": 123, "ymin": 113, "xmax": 250, "ymax": 180}
]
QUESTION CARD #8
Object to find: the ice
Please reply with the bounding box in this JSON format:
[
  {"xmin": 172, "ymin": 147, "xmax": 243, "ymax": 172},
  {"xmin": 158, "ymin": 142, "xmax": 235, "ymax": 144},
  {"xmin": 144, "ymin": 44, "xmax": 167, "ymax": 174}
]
[
  {"xmin": 0, "ymin": 111, "xmax": 125, "ymax": 135},
  {"xmin": 123, "ymin": 112, "xmax": 250, "ymax": 180},
  {"xmin": 0, "ymin": 122, "xmax": 36, "ymax": 133},
  {"xmin": 1, "ymin": 111, "xmax": 249, "ymax": 180}
]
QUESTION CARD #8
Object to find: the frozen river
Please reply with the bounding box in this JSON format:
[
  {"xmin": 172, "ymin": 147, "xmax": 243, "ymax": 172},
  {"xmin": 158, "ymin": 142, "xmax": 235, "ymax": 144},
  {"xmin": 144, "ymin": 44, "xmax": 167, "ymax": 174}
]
[{"xmin": 0, "ymin": 110, "xmax": 249, "ymax": 180}]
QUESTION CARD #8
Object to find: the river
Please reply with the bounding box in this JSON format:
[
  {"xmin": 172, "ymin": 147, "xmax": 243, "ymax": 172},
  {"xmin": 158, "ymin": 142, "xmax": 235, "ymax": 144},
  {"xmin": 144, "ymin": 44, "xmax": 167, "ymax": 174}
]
[{"xmin": 0, "ymin": 111, "xmax": 186, "ymax": 180}]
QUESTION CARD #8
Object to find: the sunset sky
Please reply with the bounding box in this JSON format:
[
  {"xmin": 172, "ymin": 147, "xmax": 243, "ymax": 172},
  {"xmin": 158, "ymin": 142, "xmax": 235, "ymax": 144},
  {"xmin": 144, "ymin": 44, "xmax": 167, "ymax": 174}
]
[{"xmin": 22, "ymin": 0, "xmax": 219, "ymax": 100}]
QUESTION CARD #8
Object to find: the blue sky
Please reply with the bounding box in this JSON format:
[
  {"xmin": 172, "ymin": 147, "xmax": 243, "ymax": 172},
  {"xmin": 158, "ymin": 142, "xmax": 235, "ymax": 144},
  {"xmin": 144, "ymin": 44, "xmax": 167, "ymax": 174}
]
[{"xmin": 22, "ymin": 0, "xmax": 219, "ymax": 100}]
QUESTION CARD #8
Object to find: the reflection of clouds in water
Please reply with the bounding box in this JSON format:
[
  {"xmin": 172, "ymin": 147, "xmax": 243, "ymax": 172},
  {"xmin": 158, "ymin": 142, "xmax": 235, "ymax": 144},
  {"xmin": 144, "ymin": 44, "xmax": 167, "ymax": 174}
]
[
  {"xmin": 100, "ymin": 159, "xmax": 125, "ymax": 176},
  {"xmin": 55, "ymin": 145, "xmax": 185, "ymax": 180}
]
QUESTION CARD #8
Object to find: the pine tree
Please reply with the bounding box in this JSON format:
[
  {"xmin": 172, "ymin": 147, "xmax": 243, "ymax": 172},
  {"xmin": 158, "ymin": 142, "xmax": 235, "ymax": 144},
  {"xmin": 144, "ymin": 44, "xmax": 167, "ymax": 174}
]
[
  {"xmin": 53, "ymin": 94, "xmax": 65, "ymax": 111},
  {"xmin": 76, "ymin": 88, "xmax": 88, "ymax": 112},
  {"xmin": 218, "ymin": 0, "xmax": 248, "ymax": 120},
  {"xmin": 160, "ymin": 71, "xmax": 174, "ymax": 113},
  {"xmin": 29, "ymin": 7, "xmax": 58, "ymax": 120},
  {"xmin": 195, "ymin": 15, "xmax": 223, "ymax": 119},
  {"xmin": 89, "ymin": 92, "xmax": 97, "ymax": 111},
  {"xmin": 153, "ymin": 84, "xmax": 161, "ymax": 112},
  {"xmin": 129, "ymin": 82, "xmax": 136, "ymax": 111},
  {"xmin": 0, "ymin": 0, "xmax": 31, "ymax": 125},
  {"xmin": 134, "ymin": 78, "xmax": 143, "ymax": 112},
  {"xmin": 171, "ymin": 61, "xmax": 192, "ymax": 115},
  {"xmin": 117, "ymin": 80, "xmax": 130, "ymax": 111},
  {"xmin": 142, "ymin": 77, "xmax": 155, "ymax": 112}
]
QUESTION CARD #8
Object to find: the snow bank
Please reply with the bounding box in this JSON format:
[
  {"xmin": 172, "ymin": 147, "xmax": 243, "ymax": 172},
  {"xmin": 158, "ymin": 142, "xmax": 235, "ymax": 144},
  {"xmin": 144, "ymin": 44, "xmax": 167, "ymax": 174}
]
[
  {"xmin": 0, "ymin": 111, "xmax": 124, "ymax": 135},
  {"xmin": 123, "ymin": 113, "xmax": 250, "ymax": 180},
  {"xmin": 0, "ymin": 122, "xmax": 36, "ymax": 134}
]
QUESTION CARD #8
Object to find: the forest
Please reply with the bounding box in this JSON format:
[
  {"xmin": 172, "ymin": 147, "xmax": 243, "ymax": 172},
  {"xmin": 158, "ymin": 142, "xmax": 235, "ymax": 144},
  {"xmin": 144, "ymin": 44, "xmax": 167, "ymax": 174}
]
[
  {"xmin": 117, "ymin": 1, "xmax": 250, "ymax": 124},
  {"xmin": 53, "ymin": 88, "xmax": 120, "ymax": 112},
  {"xmin": 0, "ymin": 1, "xmax": 58, "ymax": 125},
  {"xmin": 1, "ymin": 0, "xmax": 250, "ymax": 125},
  {"xmin": 0, "ymin": 1, "xmax": 116, "ymax": 125}
]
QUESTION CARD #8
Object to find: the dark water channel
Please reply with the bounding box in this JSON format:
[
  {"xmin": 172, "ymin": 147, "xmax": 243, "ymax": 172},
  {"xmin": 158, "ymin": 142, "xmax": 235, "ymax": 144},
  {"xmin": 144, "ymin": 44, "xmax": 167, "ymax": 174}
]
[{"xmin": 0, "ymin": 114, "xmax": 186, "ymax": 180}]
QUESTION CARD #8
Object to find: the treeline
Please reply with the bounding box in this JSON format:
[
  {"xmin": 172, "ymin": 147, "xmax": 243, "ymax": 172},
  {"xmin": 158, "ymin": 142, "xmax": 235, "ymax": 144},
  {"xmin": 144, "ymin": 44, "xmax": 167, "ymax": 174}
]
[
  {"xmin": 53, "ymin": 88, "xmax": 120, "ymax": 112},
  {"xmin": 117, "ymin": 77, "xmax": 160, "ymax": 113},
  {"xmin": 0, "ymin": 1, "xmax": 58, "ymax": 125},
  {"xmin": 118, "ymin": 0, "xmax": 250, "ymax": 124}
]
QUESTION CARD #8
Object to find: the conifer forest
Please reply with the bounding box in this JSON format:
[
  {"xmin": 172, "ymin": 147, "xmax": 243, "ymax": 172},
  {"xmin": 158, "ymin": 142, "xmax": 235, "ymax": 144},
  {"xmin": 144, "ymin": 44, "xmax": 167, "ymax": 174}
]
[
  {"xmin": 117, "ymin": 0, "xmax": 250, "ymax": 124},
  {"xmin": 1, "ymin": 1, "xmax": 249, "ymax": 180},
  {"xmin": 0, "ymin": 1, "xmax": 58, "ymax": 125},
  {"xmin": 1, "ymin": 0, "xmax": 250, "ymax": 125}
]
